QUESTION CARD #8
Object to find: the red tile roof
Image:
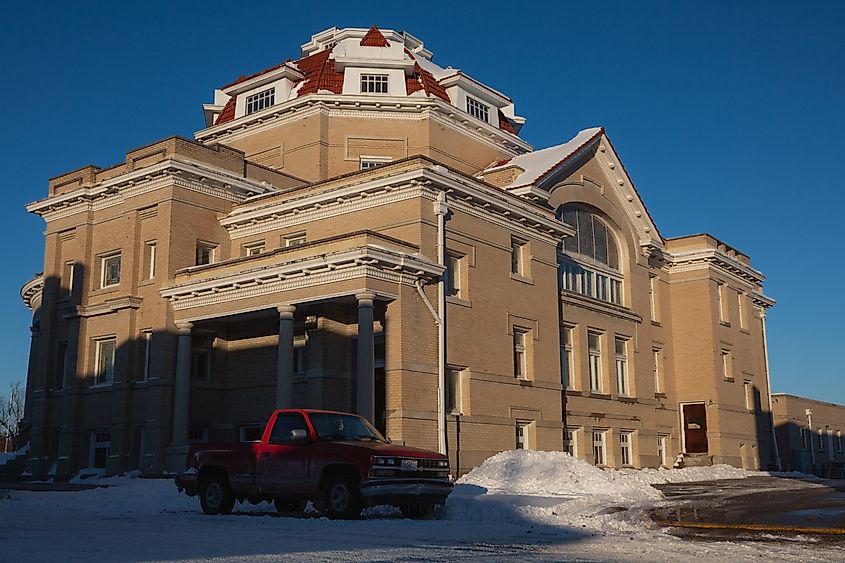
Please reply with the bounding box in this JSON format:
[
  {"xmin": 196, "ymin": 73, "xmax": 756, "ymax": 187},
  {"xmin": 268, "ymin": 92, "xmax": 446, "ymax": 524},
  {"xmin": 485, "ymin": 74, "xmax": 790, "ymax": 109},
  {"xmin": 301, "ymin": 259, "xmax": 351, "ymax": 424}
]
[
  {"xmin": 404, "ymin": 50, "xmax": 451, "ymax": 103},
  {"xmin": 221, "ymin": 60, "xmax": 291, "ymax": 90},
  {"xmin": 498, "ymin": 110, "xmax": 517, "ymax": 135},
  {"xmin": 295, "ymin": 48, "xmax": 344, "ymax": 96},
  {"xmin": 214, "ymin": 96, "xmax": 237, "ymax": 125},
  {"xmin": 360, "ymin": 25, "xmax": 390, "ymax": 47}
]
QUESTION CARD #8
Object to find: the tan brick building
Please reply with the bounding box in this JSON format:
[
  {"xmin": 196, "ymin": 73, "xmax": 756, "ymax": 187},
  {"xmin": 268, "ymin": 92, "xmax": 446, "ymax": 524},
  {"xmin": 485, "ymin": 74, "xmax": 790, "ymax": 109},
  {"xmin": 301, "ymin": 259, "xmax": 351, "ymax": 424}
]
[
  {"xmin": 772, "ymin": 394, "xmax": 845, "ymax": 477},
  {"xmin": 20, "ymin": 26, "xmax": 779, "ymax": 479}
]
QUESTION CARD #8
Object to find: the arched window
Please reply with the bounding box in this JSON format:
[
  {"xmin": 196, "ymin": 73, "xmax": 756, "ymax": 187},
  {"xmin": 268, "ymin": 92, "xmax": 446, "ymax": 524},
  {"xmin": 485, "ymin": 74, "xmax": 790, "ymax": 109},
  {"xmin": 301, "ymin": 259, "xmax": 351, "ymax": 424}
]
[{"xmin": 558, "ymin": 205, "xmax": 623, "ymax": 305}]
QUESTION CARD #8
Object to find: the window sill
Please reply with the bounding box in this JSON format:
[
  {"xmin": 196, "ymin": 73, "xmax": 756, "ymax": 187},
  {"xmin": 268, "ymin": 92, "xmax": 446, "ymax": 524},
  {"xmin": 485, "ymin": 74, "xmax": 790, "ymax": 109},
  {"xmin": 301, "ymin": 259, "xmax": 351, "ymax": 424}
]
[
  {"xmin": 139, "ymin": 279, "xmax": 157, "ymax": 288},
  {"xmin": 739, "ymin": 328, "xmax": 750, "ymax": 334},
  {"xmin": 564, "ymin": 388, "xmax": 582, "ymax": 397},
  {"xmin": 88, "ymin": 383, "xmax": 113, "ymax": 390},
  {"xmin": 510, "ymin": 273, "xmax": 534, "ymax": 285},
  {"xmin": 618, "ymin": 396, "xmax": 638, "ymax": 404},
  {"xmin": 720, "ymin": 321, "xmax": 731, "ymax": 327},
  {"xmin": 654, "ymin": 392, "xmax": 667, "ymax": 399},
  {"xmin": 516, "ymin": 378, "xmax": 533, "ymax": 387},
  {"xmin": 588, "ymin": 393, "xmax": 611, "ymax": 400},
  {"xmin": 446, "ymin": 296, "xmax": 472, "ymax": 308},
  {"xmin": 91, "ymin": 285, "xmax": 121, "ymax": 296},
  {"xmin": 723, "ymin": 377, "xmax": 735, "ymax": 383},
  {"xmin": 651, "ymin": 320, "xmax": 662, "ymax": 327}
]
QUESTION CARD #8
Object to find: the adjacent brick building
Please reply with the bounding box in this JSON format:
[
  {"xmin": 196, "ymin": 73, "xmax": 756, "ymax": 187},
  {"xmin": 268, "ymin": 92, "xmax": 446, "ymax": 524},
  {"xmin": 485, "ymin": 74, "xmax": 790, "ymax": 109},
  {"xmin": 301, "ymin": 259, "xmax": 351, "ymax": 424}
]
[{"xmin": 20, "ymin": 26, "xmax": 780, "ymax": 479}]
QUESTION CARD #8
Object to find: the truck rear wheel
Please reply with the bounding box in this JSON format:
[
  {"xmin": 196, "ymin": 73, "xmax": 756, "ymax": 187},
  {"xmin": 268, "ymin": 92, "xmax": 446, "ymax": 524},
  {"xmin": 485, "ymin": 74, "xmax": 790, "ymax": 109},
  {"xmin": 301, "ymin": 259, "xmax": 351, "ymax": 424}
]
[
  {"xmin": 200, "ymin": 474, "xmax": 235, "ymax": 515},
  {"xmin": 323, "ymin": 474, "xmax": 362, "ymax": 519}
]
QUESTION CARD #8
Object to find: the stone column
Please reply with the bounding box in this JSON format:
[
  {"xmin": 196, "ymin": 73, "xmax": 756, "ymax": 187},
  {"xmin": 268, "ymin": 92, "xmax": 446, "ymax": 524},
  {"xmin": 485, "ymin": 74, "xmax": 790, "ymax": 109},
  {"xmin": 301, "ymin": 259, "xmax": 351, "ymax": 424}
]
[
  {"xmin": 276, "ymin": 305, "xmax": 296, "ymax": 408},
  {"xmin": 356, "ymin": 293, "xmax": 376, "ymax": 423},
  {"xmin": 171, "ymin": 321, "xmax": 193, "ymax": 444}
]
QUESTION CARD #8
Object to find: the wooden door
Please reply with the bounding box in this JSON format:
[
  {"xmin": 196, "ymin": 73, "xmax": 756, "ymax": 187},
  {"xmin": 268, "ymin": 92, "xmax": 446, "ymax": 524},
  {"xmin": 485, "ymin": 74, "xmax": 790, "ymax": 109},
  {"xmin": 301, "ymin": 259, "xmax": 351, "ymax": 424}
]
[{"xmin": 683, "ymin": 403, "xmax": 709, "ymax": 454}]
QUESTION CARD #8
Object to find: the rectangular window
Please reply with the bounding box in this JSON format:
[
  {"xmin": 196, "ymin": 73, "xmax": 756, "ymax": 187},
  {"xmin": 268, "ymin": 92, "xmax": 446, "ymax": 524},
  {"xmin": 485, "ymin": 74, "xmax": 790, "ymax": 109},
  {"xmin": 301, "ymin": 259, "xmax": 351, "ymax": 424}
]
[
  {"xmin": 445, "ymin": 254, "xmax": 463, "ymax": 298},
  {"xmin": 511, "ymin": 239, "xmax": 527, "ymax": 276},
  {"xmin": 94, "ymin": 338, "xmax": 116, "ymax": 385},
  {"xmin": 359, "ymin": 157, "xmax": 391, "ymax": 170},
  {"xmin": 446, "ymin": 367, "xmax": 463, "ymax": 415},
  {"xmin": 615, "ymin": 337, "xmax": 629, "ymax": 397},
  {"xmin": 360, "ymin": 74, "xmax": 389, "ymax": 94},
  {"xmin": 588, "ymin": 331, "xmax": 602, "ymax": 393},
  {"xmin": 189, "ymin": 426, "xmax": 209, "ymax": 442},
  {"xmin": 55, "ymin": 342, "xmax": 68, "ymax": 390},
  {"xmin": 744, "ymin": 380, "xmax": 753, "ymax": 410},
  {"xmin": 243, "ymin": 241, "xmax": 265, "ymax": 256},
  {"xmin": 596, "ymin": 274, "xmax": 609, "ymax": 302},
  {"xmin": 293, "ymin": 343, "xmax": 306, "ymax": 376},
  {"xmin": 144, "ymin": 241, "xmax": 156, "ymax": 279},
  {"xmin": 91, "ymin": 432, "xmax": 111, "ymax": 469},
  {"xmin": 620, "ymin": 431, "xmax": 633, "ymax": 466},
  {"xmin": 246, "ymin": 88, "xmax": 274, "ymax": 114},
  {"xmin": 801, "ymin": 427, "xmax": 809, "ymax": 450},
  {"xmin": 818, "ymin": 430, "xmax": 825, "ymax": 452},
  {"xmin": 284, "ymin": 233, "xmax": 306, "ymax": 247},
  {"xmin": 652, "ymin": 348, "xmax": 663, "ymax": 394},
  {"xmin": 62, "ymin": 261, "xmax": 75, "ymax": 297},
  {"xmin": 657, "ymin": 435, "xmax": 668, "ymax": 467},
  {"xmin": 466, "ymin": 96, "xmax": 490, "ymax": 123},
  {"xmin": 100, "ymin": 252, "xmax": 121, "ymax": 288},
  {"xmin": 593, "ymin": 429, "xmax": 607, "ymax": 466},
  {"xmin": 838, "ymin": 431, "xmax": 843, "ymax": 454},
  {"xmin": 721, "ymin": 350, "xmax": 732, "ymax": 380},
  {"xmin": 610, "ymin": 278, "xmax": 622, "ymax": 305},
  {"xmin": 142, "ymin": 331, "xmax": 152, "ymax": 381},
  {"xmin": 564, "ymin": 427, "xmax": 578, "ymax": 458},
  {"xmin": 515, "ymin": 420, "xmax": 531, "ymax": 450},
  {"xmin": 648, "ymin": 275, "xmax": 658, "ymax": 321},
  {"xmin": 561, "ymin": 326, "xmax": 574, "ymax": 389},
  {"xmin": 717, "ymin": 282, "xmax": 729, "ymax": 323},
  {"xmin": 195, "ymin": 242, "xmax": 216, "ymax": 266},
  {"xmin": 513, "ymin": 329, "xmax": 529, "ymax": 379},
  {"xmin": 737, "ymin": 291, "xmax": 747, "ymax": 329}
]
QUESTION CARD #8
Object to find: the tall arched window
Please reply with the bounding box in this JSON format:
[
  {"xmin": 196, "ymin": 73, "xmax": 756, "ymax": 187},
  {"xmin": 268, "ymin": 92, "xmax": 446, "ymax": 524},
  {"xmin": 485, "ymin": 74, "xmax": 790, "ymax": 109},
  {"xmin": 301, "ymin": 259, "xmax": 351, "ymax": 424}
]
[{"xmin": 558, "ymin": 205, "xmax": 623, "ymax": 305}]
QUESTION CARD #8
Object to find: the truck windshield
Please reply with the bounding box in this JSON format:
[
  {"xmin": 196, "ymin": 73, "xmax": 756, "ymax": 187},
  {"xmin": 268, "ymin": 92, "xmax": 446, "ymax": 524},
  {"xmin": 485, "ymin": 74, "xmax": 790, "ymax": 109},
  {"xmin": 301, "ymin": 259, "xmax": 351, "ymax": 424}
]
[{"xmin": 309, "ymin": 413, "xmax": 386, "ymax": 443}]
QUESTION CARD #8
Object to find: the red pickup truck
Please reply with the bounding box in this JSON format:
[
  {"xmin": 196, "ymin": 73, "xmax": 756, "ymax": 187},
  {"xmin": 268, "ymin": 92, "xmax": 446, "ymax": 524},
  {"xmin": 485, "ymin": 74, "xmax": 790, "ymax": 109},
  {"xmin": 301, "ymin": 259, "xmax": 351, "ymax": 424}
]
[{"xmin": 175, "ymin": 409, "xmax": 453, "ymax": 519}]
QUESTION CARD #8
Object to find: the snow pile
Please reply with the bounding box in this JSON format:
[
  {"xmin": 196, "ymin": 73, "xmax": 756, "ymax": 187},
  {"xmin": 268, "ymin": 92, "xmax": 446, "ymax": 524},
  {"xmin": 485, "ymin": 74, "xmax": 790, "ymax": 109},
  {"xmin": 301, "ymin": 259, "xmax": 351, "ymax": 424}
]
[
  {"xmin": 0, "ymin": 443, "xmax": 29, "ymax": 465},
  {"xmin": 617, "ymin": 464, "xmax": 761, "ymax": 486}
]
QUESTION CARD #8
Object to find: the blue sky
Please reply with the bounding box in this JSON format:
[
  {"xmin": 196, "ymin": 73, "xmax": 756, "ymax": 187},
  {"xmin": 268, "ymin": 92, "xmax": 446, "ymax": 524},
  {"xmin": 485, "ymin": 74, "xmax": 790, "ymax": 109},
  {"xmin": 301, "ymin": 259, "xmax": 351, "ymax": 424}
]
[{"xmin": 1, "ymin": 1, "xmax": 843, "ymax": 403}]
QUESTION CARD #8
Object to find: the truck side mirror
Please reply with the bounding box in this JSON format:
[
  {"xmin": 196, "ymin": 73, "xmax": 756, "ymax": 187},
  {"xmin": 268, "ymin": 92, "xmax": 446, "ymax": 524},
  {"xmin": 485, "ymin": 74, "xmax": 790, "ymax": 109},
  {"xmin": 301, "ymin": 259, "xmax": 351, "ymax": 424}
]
[{"xmin": 289, "ymin": 428, "xmax": 309, "ymax": 444}]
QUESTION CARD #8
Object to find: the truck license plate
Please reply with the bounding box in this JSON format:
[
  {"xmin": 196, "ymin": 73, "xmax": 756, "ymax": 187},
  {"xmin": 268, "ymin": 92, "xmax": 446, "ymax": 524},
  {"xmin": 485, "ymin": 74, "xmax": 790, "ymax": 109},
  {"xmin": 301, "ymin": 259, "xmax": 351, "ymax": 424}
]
[{"xmin": 400, "ymin": 459, "xmax": 418, "ymax": 471}]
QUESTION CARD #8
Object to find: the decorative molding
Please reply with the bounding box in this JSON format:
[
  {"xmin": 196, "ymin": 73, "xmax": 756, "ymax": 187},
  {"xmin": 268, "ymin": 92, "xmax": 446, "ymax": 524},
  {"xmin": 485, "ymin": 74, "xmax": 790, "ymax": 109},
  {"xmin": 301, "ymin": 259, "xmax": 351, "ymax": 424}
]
[
  {"xmin": 161, "ymin": 245, "xmax": 443, "ymax": 311},
  {"xmin": 20, "ymin": 275, "xmax": 44, "ymax": 311},
  {"xmin": 561, "ymin": 291, "xmax": 644, "ymax": 324},
  {"xmin": 65, "ymin": 296, "xmax": 143, "ymax": 319},
  {"xmin": 666, "ymin": 247, "xmax": 765, "ymax": 285}
]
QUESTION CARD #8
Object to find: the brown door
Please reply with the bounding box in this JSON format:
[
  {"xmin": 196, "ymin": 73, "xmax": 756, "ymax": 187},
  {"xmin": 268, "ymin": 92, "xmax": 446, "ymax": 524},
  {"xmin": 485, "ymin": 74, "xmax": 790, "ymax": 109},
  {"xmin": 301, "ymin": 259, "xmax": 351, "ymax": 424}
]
[{"xmin": 682, "ymin": 403, "xmax": 709, "ymax": 454}]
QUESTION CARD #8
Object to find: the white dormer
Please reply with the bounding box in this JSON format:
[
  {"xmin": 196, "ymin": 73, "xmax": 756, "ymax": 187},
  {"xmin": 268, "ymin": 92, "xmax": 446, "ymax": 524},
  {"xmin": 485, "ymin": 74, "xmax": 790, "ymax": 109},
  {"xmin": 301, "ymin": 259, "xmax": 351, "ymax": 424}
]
[
  {"xmin": 440, "ymin": 73, "xmax": 512, "ymax": 129},
  {"xmin": 333, "ymin": 36, "xmax": 415, "ymax": 97},
  {"xmin": 222, "ymin": 63, "xmax": 305, "ymax": 120}
]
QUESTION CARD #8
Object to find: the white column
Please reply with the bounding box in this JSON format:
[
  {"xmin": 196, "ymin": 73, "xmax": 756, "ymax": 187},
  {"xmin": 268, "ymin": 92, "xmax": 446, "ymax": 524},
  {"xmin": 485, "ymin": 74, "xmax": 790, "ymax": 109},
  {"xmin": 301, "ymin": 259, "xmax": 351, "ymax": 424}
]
[
  {"xmin": 356, "ymin": 293, "xmax": 376, "ymax": 422},
  {"xmin": 172, "ymin": 321, "xmax": 193, "ymax": 444},
  {"xmin": 276, "ymin": 305, "xmax": 296, "ymax": 409}
]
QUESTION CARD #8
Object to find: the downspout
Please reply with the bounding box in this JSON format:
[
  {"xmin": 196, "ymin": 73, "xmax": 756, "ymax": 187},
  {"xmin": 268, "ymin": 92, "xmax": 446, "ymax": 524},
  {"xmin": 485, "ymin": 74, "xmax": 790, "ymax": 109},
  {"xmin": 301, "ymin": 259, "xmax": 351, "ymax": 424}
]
[
  {"xmin": 434, "ymin": 191, "xmax": 449, "ymax": 455},
  {"xmin": 761, "ymin": 310, "xmax": 781, "ymax": 470}
]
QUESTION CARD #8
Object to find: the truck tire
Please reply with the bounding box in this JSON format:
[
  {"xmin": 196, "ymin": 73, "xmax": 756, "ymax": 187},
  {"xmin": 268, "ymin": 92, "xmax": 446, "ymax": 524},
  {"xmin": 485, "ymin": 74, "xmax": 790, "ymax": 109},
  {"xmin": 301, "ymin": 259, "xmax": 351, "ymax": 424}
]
[
  {"xmin": 274, "ymin": 497, "xmax": 307, "ymax": 514},
  {"xmin": 323, "ymin": 474, "xmax": 362, "ymax": 519},
  {"xmin": 400, "ymin": 503, "xmax": 435, "ymax": 519},
  {"xmin": 199, "ymin": 474, "xmax": 235, "ymax": 515}
]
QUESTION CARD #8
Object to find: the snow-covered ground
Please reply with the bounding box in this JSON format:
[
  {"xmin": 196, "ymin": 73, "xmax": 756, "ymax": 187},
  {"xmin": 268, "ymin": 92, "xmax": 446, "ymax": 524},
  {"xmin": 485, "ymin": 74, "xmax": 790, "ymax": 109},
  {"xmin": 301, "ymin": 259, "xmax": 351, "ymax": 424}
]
[{"xmin": 0, "ymin": 451, "xmax": 840, "ymax": 562}]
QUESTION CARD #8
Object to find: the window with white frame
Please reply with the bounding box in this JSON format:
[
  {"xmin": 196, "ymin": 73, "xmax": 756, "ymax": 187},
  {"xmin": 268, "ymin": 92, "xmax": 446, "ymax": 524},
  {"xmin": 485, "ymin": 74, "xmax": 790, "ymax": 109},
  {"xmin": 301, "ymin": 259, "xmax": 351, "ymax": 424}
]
[
  {"xmin": 615, "ymin": 337, "xmax": 630, "ymax": 397},
  {"xmin": 648, "ymin": 275, "xmax": 658, "ymax": 321},
  {"xmin": 515, "ymin": 420, "xmax": 532, "ymax": 450},
  {"xmin": 100, "ymin": 252, "xmax": 121, "ymax": 288},
  {"xmin": 717, "ymin": 282, "xmax": 729, "ymax": 323},
  {"xmin": 511, "ymin": 238, "xmax": 527, "ymax": 276},
  {"xmin": 744, "ymin": 380, "xmax": 753, "ymax": 410},
  {"xmin": 620, "ymin": 430, "xmax": 633, "ymax": 466},
  {"xmin": 657, "ymin": 435, "xmax": 668, "ymax": 467},
  {"xmin": 818, "ymin": 429, "xmax": 825, "ymax": 452},
  {"xmin": 195, "ymin": 242, "xmax": 216, "ymax": 266},
  {"xmin": 445, "ymin": 253, "xmax": 463, "ymax": 299},
  {"xmin": 91, "ymin": 431, "xmax": 111, "ymax": 469},
  {"xmin": 246, "ymin": 88, "xmax": 274, "ymax": 115},
  {"xmin": 721, "ymin": 349, "xmax": 733, "ymax": 380},
  {"xmin": 94, "ymin": 338, "xmax": 116, "ymax": 385},
  {"xmin": 561, "ymin": 325, "xmax": 574, "ymax": 389},
  {"xmin": 446, "ymin": 367, "xmax": 464, "ymax": 415},
  {"xmin": 466, "ymin": 96, "xmax": 490, "ymax": 123},
  {"xmin": 801, "ymin": 427, "xmax": 809, "ymax": 450},
  {"xmin": 592, "ymin": 429, "xmax": 607, "ymax": 466},
  {"xmin": 293, "ymin": 341, "xmax": 306, "ymax": 376},
  {"xmin": 142, "ymin": 330, "xmax": 152, "ymax": 381},
  {"xmin": 243, "ymin": 241, "xmax": 265, "ymax": 257},
  {"xmin": 62, "ymin": 261, "xmax": 75, "ymax": 297},
  {"xmin": 564, "ymin": 427, "xmax": 578, "ymax": 458},
  {"xmin": 284, "ymin": 233, "xmax": 306, "ymax": 247},
  {"xmin": 588, "ymin": 331, "xmax": 603, "ymax": 393},
  {"xmin": 359, "ymin": 157, "xmax": 391, "ymax": 170},
  {"xmin": 737, "ymin": 290, "xmax": 747, "ymax": 329},
  {"xmin": 360, "ymin": 74, "xmax": 389, "ymax": 94},
  {"xmin": 652, "ymin": 347, "xmax": 663, "ymax": 394},
  {"xmin": 144, "ymin": 241, "xmax": 156, "ymax": 279},
  {"xmin": 559, "ymin": 206, "xmax": 622, "ymax": 306},
  {"xmin": 513, "ymin": 328, "xmax": 529, "ymax": 379}
]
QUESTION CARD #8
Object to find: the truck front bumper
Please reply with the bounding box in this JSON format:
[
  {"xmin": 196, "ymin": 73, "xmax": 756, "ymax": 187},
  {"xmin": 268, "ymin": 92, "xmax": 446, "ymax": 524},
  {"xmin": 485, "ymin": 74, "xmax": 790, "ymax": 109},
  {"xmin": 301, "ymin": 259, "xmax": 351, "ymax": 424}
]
[
  {"xmin": 359, "ymin": 478, "xmax": 454, "ymax": 507},
  {"xmin": 174, "ymin": 470, "xmax": 200, "ymax": 497}
]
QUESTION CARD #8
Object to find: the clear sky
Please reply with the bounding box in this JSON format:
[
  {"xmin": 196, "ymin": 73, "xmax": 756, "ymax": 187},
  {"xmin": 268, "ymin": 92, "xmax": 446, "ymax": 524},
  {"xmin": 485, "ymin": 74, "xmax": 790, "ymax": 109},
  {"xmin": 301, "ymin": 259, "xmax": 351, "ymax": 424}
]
[{"xmin": 1, "ymin": 1, "xmax": 843, "ymax": 403}]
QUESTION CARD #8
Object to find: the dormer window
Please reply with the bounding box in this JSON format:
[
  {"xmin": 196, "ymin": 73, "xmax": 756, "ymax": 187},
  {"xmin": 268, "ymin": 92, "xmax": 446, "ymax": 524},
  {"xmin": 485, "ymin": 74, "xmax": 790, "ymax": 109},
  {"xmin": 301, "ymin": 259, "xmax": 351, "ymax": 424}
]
[
  {"xmin": 466, "ymin": 96, "xmax": 490, "ymax": 123},
  {"xmin": 361, "ymin": 74, "xmax": 389, "ymax": 94},
  {"xmin": 246, "ymin": 88, "xmax": 274, "ymax": 115}
]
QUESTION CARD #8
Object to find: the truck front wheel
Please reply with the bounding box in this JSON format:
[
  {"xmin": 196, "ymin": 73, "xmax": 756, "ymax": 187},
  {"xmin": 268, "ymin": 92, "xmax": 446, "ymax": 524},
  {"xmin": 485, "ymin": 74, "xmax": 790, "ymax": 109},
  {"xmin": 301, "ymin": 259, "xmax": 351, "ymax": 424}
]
[
  {"xmin": 323, "ymin": 474, "xmax": 362, "ymax": 519},
  {"xmin": 200, "ymin": 474, "xmax": 235, "ymax": 515}
]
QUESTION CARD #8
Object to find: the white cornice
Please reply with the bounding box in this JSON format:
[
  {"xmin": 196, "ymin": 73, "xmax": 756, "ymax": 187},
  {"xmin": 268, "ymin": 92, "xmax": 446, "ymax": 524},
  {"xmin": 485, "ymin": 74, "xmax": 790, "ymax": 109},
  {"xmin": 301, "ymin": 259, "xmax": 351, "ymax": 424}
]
[
  {"xmin": 21, "ymin": 275, "xmax": 44, "ymax": 311},
  {"xmin": 26, "ymin": 157, "xmax": 276, "ymax": 222},
  {"xmin": 160, "ymin": 245, "xmax": 442, "ymax": 311},
  {"xmin": 194, "ymin": 94, "xmax": 531, "ymax": 153},
  {"xmin": 64, "ymin": 296, "xmax": 144, "ymax": 319},
  {"xmin": 222, "ymin": 64, "xmax": 304, "ymax": 96},
  {"xmin": 666, "ymin": 247, "xmax": 766, "ymax": 285}
]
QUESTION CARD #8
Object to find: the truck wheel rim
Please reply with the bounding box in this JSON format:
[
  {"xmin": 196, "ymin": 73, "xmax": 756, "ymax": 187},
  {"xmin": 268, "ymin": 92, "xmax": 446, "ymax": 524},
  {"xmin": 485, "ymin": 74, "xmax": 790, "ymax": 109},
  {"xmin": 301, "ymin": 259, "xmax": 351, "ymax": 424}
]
[
  {"xmin": 206, "ymin": 483, "xmax": 222, "ymax": 508},
  {"xmin": 330, "ymin": 484, "xmax": 348, "ymax": 511}
]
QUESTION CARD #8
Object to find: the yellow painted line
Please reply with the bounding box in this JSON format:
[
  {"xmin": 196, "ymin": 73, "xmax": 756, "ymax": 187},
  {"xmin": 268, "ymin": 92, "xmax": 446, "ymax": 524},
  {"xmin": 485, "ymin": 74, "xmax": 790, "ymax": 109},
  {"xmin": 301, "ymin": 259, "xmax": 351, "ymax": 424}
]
[{"xmin": 657, "ymin": 520, "xmax": 845, "ymax": 536}]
